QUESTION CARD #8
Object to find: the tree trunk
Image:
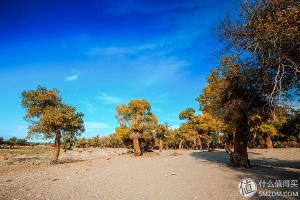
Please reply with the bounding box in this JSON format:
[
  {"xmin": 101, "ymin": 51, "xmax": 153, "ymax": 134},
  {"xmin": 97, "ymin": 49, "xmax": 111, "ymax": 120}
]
[
  {"xmin": 264, "ymin": 135, "xmax": 273, "ymax": 149},
  {"xmin": 178, "ymin": 139, "xmax": 183, "ymax": 150},
  {"xmin": 193, "ymin": 136, "xmax": 197, "ymax": 150},
  {"xmin": 228, "ymin": 133, "xmax": 234, "ymax": 150},
  {"xmin": 159, "ymin": 139, "xmax": 163, "ymax": 152},
  {"xmin": 132, "ymin": 133, "xmax": 141, "ymax": 156},
  {"xmin": 197, "ymin": 135, "xmax": 202, "ymax": 149},
  {"xmin": 227, "ymin": 116, "xmax": 252, "ymax": 168},
  {"xmin": 51, "ymin": 132, "xmax": 61, "ymax": 164}
]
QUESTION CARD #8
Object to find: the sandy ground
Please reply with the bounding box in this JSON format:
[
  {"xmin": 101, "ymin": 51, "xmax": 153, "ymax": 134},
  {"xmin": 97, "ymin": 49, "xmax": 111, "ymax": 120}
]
[{"xmin": 0, "ymin": 148, "xmax": 299, "ymax": 200}]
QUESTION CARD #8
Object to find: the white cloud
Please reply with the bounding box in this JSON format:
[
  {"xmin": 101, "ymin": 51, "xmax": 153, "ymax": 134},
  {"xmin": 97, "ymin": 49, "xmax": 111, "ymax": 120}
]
[
  {"xmin": 96, "ymin": 92, "xmax": 123, "ymax": 104},
  {"xmin": 85, "ymin": 122, "xmax": 110, "ymax": 129},
  {"xmin": 83, "ymin": 122, "xmax": 112, "ymax": 138},
  {"xmin": 65, "ymin": 74, "xmax": 78, "ymax": 81},
  {"xmin": 86, "ymin": 44, "xmax": 157, "ymax": 57}
]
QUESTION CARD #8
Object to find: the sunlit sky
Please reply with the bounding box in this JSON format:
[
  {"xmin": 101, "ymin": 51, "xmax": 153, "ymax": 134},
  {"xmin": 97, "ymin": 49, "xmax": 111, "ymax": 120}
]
[{"xmin": 0, "ymin": 0, "xmax": 237, "ymax": 141}]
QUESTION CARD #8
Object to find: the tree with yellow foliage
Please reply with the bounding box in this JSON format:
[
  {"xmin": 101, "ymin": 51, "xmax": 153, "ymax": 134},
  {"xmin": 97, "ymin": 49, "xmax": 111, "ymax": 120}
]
[
  {"xmin": 197, "ymin": 57, "xmax": 272, "ymax": 167},
  {"xmin": 217, "ymin": 0, "xmax": 300, "ymax": 108},
  {"xmin": 115, "ymin": 99, "xmax": 158, "ymax": 156},
  {"xmin": 21, "ymin": 86, "xmax": 85, "ymax": 163},
  {"xmin": 155, "ymin": 124, "xmax": 169, "ymax": 152}
]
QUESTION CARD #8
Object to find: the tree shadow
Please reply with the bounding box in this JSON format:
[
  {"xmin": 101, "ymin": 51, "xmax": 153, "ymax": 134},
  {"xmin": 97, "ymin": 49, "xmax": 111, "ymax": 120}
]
[
  {"xmin": 190, "ymin": 150, "xmax": 300, "ymax": 170},
  {"xmin": 190, "ymin": 150, "xmax": 300, "ymax": 200}
]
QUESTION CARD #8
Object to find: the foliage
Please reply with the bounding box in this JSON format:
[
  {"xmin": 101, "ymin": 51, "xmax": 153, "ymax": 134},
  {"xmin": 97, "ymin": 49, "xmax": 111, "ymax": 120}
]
[
  {"xmin": 75, "ymin": 137, "xmax": 87, "ymax": 148},
  {"xmin": 115, "ymin": 99, "xmax": 158, "ymax": 155},
  {"xmin": 0, "ymin": 137, "xmax": 4, "ymax": 145},
  {"xmin": 61, "ymin": 133, "xmax": 76, "ymax": 151},
  {"xmin": 178, "ymin": 108, "xmax": 224, "ymax": 149},
  {"xmin": 197, "ymin": 57, "xmax": 274, "ymax": 166},
  {"xmin": 217, "ymin": 0, "xmax": 300, "ymax": 107},
  {"xmin": 115, "ymin": 125, "xmax": 132, "ymax": 148},
  {"xmin": 21, "ymin": 86, "xmax": 85, "ymax": 163},
  {"xmin": 280, "ymin": 108, "xmax": 300, "ymax": 143}
]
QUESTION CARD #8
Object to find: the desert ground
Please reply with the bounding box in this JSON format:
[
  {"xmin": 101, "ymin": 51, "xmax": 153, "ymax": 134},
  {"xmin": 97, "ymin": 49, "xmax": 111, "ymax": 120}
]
[{"xmin": 0, "ymin": 148, "xmax": 299, "ymax": 200}]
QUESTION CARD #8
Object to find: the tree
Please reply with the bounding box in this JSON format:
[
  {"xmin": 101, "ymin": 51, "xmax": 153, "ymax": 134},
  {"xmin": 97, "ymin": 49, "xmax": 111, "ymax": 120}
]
[
  {"xmin": 155, "ymin": 124, "xmax": 168, "ymax": 152},
  {"xmin": 204, "ymin": 0, "xmax": 300, "ymax": 167},
  {"xmin": 179, "ymin": 108, "xmax": 201, "ymax": 149},
  {"xmin": 108, "ymin": 133, "xmax": 122, "ymax": 148},
  {"xmin": 280, "ymin": 108, "xmax": 300, "ymax": 145},
  {"xmin": 197, "ymin": 57, "xmax": 272, "ymax": 167},
  {"xmin": 75, "ymin": 137, "xmax": 87, "ymax": 149},
  {"xmin": 115, "ymin": 99, "xmax": 158, "ymax": 156},
  {"xmin": 257, "ymin": 124, "xmax": 278, "ymax": 148},
  {"xmin": 21, "ymin": 86, "xmax": 85, "ymax": 163},
  {"xmin": 217, "ymin": 0, "xmax": 300, "ymax": 109},
  {"xmin": 0, "ymin": 137, "xmax": 4, "ymax": 146},
  {"xmin": 61, "ymin": 133, "xmax": 76, "ymax": 151},
  {"xmin": 115, "ymin": 125, "xmax": 132, "ymax": 148},
  {"xmin": 179, "ymin": 108, "xmax": 222, "ymax": 149},
  {"xmin": 16, "ymin": 138, "xmax": 28, "ymax": 146},
  {"xmin": 177, "ymin": 123, "xmax": 193, "ymax": 149}
]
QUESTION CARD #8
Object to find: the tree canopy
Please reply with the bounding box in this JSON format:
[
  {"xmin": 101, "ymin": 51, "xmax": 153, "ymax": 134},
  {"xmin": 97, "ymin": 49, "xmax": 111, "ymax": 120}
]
[
  {"xmin": 217, "ymin": 0, "xmax": 300, "ymax": 107},
  {"xmin": 21, "ymin": 86, "xmax": 85, "ymax": 163},
  {"xmin": 197, "ymin": 0, "xmax": 300, "ymax": 167},
  {"xmin": 115, "ymin": 99, "xmax": 158, "ymax": 156}
]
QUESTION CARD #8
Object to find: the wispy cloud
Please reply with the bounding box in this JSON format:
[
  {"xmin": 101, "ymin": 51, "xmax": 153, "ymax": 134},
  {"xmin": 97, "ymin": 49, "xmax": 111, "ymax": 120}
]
[
  {"xmin": 65, "ymin": 74, "xmax": 78, "ymax": 81},
  {"xmin": 83, "ymin": 122, "xmax": 111, "ymax": 138},
  {"xmin": 96, "ymin": 92, "xmax": 123, "ymax": 104},
  {"xmin": 86, "ymin": 44, "xmax": 157, "ymax": 57},
  {"xmin": 85, "ymin": 122, "xmax": 110, "ymax": 129},
  {"xmin": 133, "ymin": 56, "xmax": 190, "ymax": 87},
  {"xmin": 81, "ymin": 101, "xmax": 94, "ymax": 112}
]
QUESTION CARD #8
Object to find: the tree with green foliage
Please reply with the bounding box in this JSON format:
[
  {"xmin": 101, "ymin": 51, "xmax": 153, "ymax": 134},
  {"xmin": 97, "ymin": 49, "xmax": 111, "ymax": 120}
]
[
  {"xmin": 21, "ymin": 86, "xmax": 85, "ymax": 163},
  {"xmin": 280, "ymin": 109, "xmax": 300, "ymax": 145},
  {"xmin": 16, "ymin": 138, "xmax": 28, "ymax": 146},
  {"xmin": 115, "ymin": 99, "xmax": 158, "ymax": 156},
  {"xmin": 7, "ymin": 136, "xmax": 18, "ymax": 147},
  {"xmin": 61, "ymin": 133, "xmax": 76, "ymax": 151},
  {"xmin": 0, "ymin": 137, "xmax": 4, "ymax": 146}
]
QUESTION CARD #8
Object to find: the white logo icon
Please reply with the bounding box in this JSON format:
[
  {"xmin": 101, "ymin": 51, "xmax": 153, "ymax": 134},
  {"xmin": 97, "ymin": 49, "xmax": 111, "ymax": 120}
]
[{"xmin": 238, "ymin": 178, "xmax": 257, "ymax": 198}]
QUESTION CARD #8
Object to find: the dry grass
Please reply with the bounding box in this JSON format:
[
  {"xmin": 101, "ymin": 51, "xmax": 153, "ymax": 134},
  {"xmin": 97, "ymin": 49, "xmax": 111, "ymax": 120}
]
[{"xmin": 0, "ymin": 147, "xmax": 52, "ymax": 165}]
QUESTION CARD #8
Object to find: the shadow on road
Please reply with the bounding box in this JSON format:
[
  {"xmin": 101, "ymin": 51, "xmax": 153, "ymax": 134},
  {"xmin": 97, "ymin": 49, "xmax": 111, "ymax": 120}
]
[{"xmin": 190, "ymin": 150, "xmax": 300, "ymax": 200}]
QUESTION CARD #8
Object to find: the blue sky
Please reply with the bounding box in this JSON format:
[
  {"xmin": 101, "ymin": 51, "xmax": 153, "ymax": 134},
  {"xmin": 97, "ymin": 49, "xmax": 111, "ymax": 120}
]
[{"xmin": 0, "ymin": 0, "xmax": 237, "ymax": 141}]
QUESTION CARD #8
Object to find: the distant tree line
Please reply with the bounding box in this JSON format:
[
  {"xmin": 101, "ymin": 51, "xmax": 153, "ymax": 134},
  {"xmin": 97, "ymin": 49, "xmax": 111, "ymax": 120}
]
[
  {"xmin": 72, "ymin": 107, "xmax": 300, "ymax": 151},
  {"xmin": 0, "ymin": 136, "xmax": 53, "ymax": 148}
]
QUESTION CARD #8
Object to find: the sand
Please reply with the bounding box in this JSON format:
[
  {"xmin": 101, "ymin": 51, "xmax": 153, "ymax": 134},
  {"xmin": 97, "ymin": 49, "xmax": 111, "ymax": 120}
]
[{"xmin": 0, "ymin": 148, "xmax": 299, "ymax": 200}]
